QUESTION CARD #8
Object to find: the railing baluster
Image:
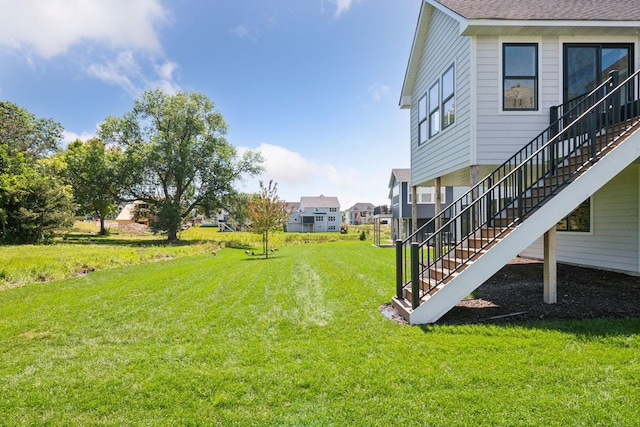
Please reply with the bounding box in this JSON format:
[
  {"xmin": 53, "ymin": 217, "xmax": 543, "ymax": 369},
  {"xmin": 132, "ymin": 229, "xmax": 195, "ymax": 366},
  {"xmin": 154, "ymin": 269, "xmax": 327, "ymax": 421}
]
[
  {"xmin": 411, "ymin": 242, "xmax": 420, "ymax": 309},
  {"xmin": 396, "ymin": 68, "xmax": 640, "ymax": 311},
  {"xmin": 395, "ymin": 239, "xmax": 403, "ymax": 300}
]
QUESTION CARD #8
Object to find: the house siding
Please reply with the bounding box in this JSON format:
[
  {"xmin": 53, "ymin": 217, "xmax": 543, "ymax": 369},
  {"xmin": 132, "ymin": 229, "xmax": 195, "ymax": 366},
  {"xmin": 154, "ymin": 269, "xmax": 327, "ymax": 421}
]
[
  {"xmin": 475, "ymin": 35, "xmax": 559, "ymax": 164},
  {"xmin": 410, "ymin": 9, "xmax": 472, "ymax": 187},
  {"xmin": 521, "ymin": 165, "xmax": 640, "ymax": 274}
]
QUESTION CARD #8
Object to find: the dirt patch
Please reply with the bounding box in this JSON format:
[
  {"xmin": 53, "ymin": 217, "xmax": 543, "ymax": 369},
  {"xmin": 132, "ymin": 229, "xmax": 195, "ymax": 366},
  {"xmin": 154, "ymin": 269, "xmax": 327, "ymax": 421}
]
[{"xmin": 438, "ymin": 258, "xmax": 640, "ymax": 325}]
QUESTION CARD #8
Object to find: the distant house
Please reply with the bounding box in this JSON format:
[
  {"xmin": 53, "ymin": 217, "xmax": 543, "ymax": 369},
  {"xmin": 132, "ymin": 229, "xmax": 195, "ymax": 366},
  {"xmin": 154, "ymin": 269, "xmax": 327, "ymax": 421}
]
[
  {"xmin": 345, "ymin": 202, "xmax": 375, "ymax": 225},
  {"xmin": 389, "ymin": 168, "xmax": 461, "ymax": 241},
  {"xmin": 115, "ymin": 201, "xmax": 149, "ymax": 226},
  {"xmin": 286, "ymin": 195, "xmax": 341, "ymax": 232}
]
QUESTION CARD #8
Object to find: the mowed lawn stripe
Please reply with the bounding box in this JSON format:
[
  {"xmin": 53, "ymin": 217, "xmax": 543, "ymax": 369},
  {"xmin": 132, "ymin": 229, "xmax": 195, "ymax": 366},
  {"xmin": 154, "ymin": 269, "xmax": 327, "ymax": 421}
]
[{"xmin": 1, "ymin": 241, "xmax": 639, "ymax": 426}]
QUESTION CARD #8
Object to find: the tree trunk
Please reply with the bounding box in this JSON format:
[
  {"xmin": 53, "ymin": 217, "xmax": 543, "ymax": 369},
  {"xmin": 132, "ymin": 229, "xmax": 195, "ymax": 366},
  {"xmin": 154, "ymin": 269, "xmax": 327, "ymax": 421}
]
[
  {"xmin": 264, "ymin": 231, "xmax": 269, "ymax": 259},
  {"xmin": 167, "ymin": 226, "xmax": 178, "ymax": 242},
  {"xmin": 99, "ymin": 216, "xmax": 106, "ymax": 235}
]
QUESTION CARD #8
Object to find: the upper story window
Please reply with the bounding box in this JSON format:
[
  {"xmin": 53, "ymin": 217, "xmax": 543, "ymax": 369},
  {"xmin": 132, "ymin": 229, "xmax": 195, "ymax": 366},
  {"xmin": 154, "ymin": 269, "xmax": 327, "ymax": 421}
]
[
  {"xmin": 428, "ymin": 81, "xmax": 440, "ymax": 137},
  {"xmin": 418, "ymin": 64, "xmax": 455, "ymax": 144},
  {"xmin": 441, "ymin": 64, "xmax": 455, "ymax": 129},
  {"xmin": 418, "ymin": 95, "xmax": 428, "ymax": 145},
  {"xmin": 503, "ymin": 44, "xmax": 538, "ymax": 110}
]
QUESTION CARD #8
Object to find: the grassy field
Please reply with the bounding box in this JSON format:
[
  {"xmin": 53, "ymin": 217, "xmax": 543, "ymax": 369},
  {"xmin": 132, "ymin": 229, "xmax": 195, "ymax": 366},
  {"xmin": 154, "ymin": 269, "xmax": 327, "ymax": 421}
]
[
  {"xmin": 1, "ymin": 236, "xmax": 639, "ymax": 425},
  {"xmin": 0, "ymin": 222, "xmax": 377, "ymax": 290}
]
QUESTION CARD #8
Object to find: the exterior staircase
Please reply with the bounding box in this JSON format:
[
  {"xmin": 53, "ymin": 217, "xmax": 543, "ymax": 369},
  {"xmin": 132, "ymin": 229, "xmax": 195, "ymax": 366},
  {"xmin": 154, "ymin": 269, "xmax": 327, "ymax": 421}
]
[{"xmin": 393, "ymin": 69, "xmax": 640, "ymax": 324}]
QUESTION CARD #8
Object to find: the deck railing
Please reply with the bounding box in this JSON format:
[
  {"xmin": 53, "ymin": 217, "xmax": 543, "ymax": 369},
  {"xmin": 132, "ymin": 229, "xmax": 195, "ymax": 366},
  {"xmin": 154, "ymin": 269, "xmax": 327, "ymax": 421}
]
[{"xmin": 396, "ymin": 68, "xmax": 640, "ymax": 309}]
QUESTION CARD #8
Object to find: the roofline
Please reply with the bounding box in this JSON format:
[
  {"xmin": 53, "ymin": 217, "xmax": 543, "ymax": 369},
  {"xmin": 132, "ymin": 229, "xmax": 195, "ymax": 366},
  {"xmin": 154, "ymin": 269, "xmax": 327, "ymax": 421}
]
[
  {"xmin": 399, "ymin": 1, "xmax": 427, "ymax": 109},
  {"xmin": 399, "ymin": 1, "xmax": 640, "ymax": 107}
]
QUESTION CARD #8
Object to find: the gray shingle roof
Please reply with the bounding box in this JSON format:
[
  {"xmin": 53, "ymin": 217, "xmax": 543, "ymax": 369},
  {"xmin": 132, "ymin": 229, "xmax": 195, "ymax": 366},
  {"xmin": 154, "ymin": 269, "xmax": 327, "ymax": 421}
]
[
  {"xmin": 300, "ymin": 195, "xmax": 340, "ymax": 208},
  {"xmin": 434, "ymin": 0, "xmax": 640, "ymax": 21},
  {"xmin": 392, "ymin": 168, "xmax": 411, "ymax": 182},
  {"xmin": 347, "ymin": 202, "xmax": 375, "ymax": 212}
]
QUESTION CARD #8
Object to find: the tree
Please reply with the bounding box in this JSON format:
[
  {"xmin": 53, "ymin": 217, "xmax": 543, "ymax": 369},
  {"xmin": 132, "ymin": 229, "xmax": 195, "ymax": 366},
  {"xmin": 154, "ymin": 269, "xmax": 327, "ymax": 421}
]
[
  {"xmin": 98, "ymin": 89, "xmax": 263, "ymax": 242},
  {"xmin": 0, "ymin": 101, "xmax": 73, "ymax": 244},
  {"xmin": 63, "ymin": 138, "xmax": 123, "ymax": 235},
  {"xmin": 67, "ymin": 139, "xmax": 121, "ymax": 231},
  {"xmin": 247, "ymin": 180, "xmax": 290, "ymax": 259}
]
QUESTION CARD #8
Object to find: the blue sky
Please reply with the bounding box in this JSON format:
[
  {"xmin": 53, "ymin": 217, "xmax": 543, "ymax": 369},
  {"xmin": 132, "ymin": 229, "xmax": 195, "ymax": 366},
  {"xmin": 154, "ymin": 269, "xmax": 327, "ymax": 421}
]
[{"xmin": 0, "ymin": 0, "xmax": 420, "ymax": 210}]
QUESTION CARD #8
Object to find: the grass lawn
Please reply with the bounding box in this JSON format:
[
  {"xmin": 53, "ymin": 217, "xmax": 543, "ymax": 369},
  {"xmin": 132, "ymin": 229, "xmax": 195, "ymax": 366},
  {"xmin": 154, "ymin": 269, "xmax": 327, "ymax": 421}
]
[{"xmin": 1, "ymin": 239, "xmax": 639, "ymax": 425}]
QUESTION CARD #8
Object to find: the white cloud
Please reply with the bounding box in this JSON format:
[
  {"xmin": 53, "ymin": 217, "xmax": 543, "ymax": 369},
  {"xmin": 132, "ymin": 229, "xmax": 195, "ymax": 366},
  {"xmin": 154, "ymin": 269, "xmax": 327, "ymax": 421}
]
[
  {"xmin": 232, "ymin": 25, "xmax": 251, "ymax": 39},
  {"xmin": 0, "ymin": 0, "xmax": 169, "ymax": 58},
  {"xmin": 62, "ymin": 130, "xmax": 97, "ymax": 145},
  {"xmin": 238, "ymin": 143, "xmax": 385, "ymax": 210},
  {"xmin": 368, "ymin": 82, "xmax": 391, "ymax": 101},
  {"xmin": 86, "ymin": 53, "xmax": 180, "ymax": 96},
  {"xmin": 86, "ymin": 51, "xmax": 140, "ymax": 96},
  {"xmin": 323, "ymin": 0, "xmax": 365, "ymax": 18},
  {"xmin": 0, "ymin": 0, "xmax": 179, "ymax": 95}
]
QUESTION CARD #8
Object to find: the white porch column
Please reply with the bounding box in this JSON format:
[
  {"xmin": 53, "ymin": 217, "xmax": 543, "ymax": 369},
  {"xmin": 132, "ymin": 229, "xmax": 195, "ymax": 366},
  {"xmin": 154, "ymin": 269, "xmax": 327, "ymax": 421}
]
[{"xmin": 544, "ymin": 227, "xmax": 557, "ymax": 304}]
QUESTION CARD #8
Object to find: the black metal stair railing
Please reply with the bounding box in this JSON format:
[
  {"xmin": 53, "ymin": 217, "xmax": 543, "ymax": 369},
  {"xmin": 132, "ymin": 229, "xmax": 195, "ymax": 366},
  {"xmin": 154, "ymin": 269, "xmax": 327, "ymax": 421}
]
[{"xmin": 396, "ymin": 68, "xmax": 640, "ymax": 309}]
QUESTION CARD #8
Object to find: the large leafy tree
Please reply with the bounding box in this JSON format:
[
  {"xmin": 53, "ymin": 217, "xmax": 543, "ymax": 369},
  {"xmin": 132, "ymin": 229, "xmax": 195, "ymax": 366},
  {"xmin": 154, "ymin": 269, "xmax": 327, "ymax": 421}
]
[
  {"xmin": 0, "ymin": 101, "xmax": 73, "ymax": 244},
  {"xmin": 99, "ymin": 89, "xmax": 263, "ymax": 241},
  {"xmin": 63, "ymin": 138, "xmax": 123, "ymax": 235},
  {"xmin": 247, "ymin": 180, "xmax": 289, "ymax": 259}
]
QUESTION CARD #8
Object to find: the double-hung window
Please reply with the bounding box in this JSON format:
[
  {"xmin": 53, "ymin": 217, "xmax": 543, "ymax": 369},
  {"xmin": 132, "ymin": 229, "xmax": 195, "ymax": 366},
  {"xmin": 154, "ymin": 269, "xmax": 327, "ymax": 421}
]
[
  {"xmin": 441, "ymin": 64, "xmax": 455, "ymax": 129},
  {"xmin": 418, "ymin": 94, "xmax": 428, "ymax": 144},
  {"xmin": 428, "ymin": 81, "xmax": 440, "ymax": 137},
  {"xmin": 503, "ymin": 44, "xmax": 538, "ymax": 110},
  {"xmin": 418, "ymin": 64, "xmax": 455, "ymax": 144}
]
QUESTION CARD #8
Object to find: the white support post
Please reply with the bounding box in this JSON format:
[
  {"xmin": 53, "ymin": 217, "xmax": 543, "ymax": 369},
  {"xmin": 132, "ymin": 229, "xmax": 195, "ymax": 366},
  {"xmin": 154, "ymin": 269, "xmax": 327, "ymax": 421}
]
[{"xmin": 543, "ymin": 227, "xmax": 557, "ymax": 304}]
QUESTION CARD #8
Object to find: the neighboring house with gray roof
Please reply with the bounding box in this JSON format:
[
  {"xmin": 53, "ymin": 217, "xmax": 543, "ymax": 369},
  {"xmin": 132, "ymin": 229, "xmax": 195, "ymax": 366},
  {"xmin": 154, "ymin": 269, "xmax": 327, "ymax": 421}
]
[
  {"xmin": 286, "ymin": 195, "xmax": 341, "ymax": 232},
  {"xmin": 389, "ymin": 168, "xmax": 463, "ymax": 241},
  {"xmin": 394, "ymin": 0, "xmax": 640, "ymax": 323},
  {"xmin": 345, "ymin": 202, "xmax": 376, "ymax": 225}
]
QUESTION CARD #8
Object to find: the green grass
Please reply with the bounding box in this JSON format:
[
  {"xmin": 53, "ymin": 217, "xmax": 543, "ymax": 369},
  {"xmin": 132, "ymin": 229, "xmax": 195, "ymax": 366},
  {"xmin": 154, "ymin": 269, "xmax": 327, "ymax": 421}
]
[
  {"xmin": 1, "ymin": 241, "xmax": 639, "ymax": 425},
  {"xmin": 0, "ymin": 223, "xmax": 377, "ymax": 290}
]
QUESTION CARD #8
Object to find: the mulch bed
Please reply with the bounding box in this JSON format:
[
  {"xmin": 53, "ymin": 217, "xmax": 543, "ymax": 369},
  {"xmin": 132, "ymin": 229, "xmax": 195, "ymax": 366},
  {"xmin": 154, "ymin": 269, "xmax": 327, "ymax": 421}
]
[{"xmin": 437, "ymin": 258, "xmax": 640, "ymax": 325}]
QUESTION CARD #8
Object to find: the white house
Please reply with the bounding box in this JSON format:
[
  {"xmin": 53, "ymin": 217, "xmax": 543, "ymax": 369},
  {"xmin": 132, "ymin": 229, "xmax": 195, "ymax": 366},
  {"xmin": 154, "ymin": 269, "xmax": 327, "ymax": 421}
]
[
  {"xmin": 286, "ymin": 195, "xmax": 341, "ymax": 232},
  {"xmin": 393, "ymin": 0, "xmax": 640, "ymax": 324}
]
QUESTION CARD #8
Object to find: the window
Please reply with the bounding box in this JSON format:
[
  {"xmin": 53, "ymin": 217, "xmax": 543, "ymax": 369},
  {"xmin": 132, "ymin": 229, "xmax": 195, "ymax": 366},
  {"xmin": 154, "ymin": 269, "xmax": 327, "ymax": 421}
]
[
  {"xmin": 328, "ymin": 225, "xmax": 337, "ymax": 231},
  {"xmin": 418, "ymin": 94, "xmax": 428, "ymax": 145},
  {"xmin": 441, "ymin": 65, "xmax": 455, "ymax": 129},
  {"xmin": 329, "ymin": 207, "xmax": 338, "ymax": 213},
  {"xmin": 428, "ymin": 81, "xmax": 440, "ymax": 137},
  {"xmin": 315, "ymin": 216, "xmax": 324, "ymax": 222},
  {"xmin": 418, "ymin": 64, "xmax": 455, "ymax": 144},
  {"xmin": 328, "ymin": 216, "xmax": 336, "ymax": 222},
  {"xmin": 557, "ymin": 199, "xmax": 590, "ymax": 232},
  {"xmin": 503, "ymin": 44, "xmax": 538, "ymax": 110}
]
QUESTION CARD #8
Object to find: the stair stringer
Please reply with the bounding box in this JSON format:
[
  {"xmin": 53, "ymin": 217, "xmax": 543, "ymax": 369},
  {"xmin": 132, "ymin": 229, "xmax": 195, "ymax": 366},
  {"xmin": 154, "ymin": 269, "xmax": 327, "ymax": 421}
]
[{"xmin": 409, "ymin": 128, "xmax": 640, "ymax": 324}]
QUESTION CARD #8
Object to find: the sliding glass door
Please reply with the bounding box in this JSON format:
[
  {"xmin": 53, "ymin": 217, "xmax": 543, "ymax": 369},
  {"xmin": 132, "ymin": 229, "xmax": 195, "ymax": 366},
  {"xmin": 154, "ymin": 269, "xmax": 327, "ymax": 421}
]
[{"xmin": 563, "ymin": 44, "xmax": 632, "ymax": 103}]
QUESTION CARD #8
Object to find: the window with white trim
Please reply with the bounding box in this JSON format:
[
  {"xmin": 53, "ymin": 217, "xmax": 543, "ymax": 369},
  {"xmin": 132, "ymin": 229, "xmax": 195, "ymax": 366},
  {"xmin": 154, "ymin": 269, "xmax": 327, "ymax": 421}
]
[
  {"xmin": 418, "ymin": 64, "xmax": 455, "ymax": 144},
  {"xmin": 442, "ymin": 64, "xmax": 455, "ymax": 129},
  {"xmin": 418, "ymin": 94, "xmax": 428, "ymax": 145},
  {"xmin": 557, "ymin": 199, "xmax": 590, "ymax": 232},
  {"xmin": 428, "ymin": 81, "xmax": 440, "ymax": 137},
  {"xmin": 503, "ymin": 44, "xmax": 538, "ymax": 110}
]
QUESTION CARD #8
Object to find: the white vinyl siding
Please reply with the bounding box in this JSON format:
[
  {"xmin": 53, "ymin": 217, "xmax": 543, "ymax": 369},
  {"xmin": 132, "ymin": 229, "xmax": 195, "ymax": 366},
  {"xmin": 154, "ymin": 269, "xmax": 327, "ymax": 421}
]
[
  {"xmin": 521, "ymin": 165, "xmax": 640, "ymax": 274},
  {"xmin": 410, "ymin": 9, "xmax": 472, "ymax": 187}
]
